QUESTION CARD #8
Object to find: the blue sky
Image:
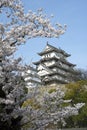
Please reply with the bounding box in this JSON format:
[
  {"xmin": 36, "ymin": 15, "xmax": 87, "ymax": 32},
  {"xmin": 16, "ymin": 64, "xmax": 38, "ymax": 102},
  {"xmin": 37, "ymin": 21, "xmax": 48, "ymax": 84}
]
[{"xmin": 15, "ymin": 0, "xmax": 87, "ymax": 69}]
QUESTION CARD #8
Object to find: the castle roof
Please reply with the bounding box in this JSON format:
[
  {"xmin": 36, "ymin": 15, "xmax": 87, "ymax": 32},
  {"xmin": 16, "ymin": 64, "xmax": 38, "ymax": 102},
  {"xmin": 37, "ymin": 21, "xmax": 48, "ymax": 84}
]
[
  {"xmin": 42, "ymin": 77, "xmax": 68, "ymax": 84},
  {"xmin": 38, "ymin": 43, "xmax": 71, "ymax": 57},
  {"xmin": 38, "ymin": 63, "xmax": 68, "ymax": 77},
  {"xmin": 40, "ymin": 70, "xmax": 67, "ymax": 78},
  {"xmin": 26, "ymin": 65, "xmax": 36, "ymax": 71},
  {"xmin": 26, "ymin": 79, "xmax": 41, "ymax": 84},
  {"xmin": 48, "ymin": 62, "xmax": 76, "ymax": 73},
  {"xmin": 33, "ymin": 57, "xmax": 76, "ymax": 67}
]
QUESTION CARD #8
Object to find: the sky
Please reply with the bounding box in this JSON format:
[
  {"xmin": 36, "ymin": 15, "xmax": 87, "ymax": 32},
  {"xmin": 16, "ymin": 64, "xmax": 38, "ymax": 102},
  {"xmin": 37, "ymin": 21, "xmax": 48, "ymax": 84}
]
[{"xmin": 15, "ymin": 0, "xmax": 87, "ymax": 69}]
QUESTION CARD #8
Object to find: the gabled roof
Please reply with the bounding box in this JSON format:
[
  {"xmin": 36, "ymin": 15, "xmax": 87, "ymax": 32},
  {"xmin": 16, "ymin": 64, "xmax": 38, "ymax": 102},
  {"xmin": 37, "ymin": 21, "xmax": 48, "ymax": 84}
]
[
  {"xmin": 38, "ymin": 43, "xmax": 70, "ymax": 57},
  {"xmin": 37, "ymin": 63, "xmax": 54, "ymax": 74},
  {"xmin": 26, "ymin": 65, "xmax": 37, "ymax": 71}
]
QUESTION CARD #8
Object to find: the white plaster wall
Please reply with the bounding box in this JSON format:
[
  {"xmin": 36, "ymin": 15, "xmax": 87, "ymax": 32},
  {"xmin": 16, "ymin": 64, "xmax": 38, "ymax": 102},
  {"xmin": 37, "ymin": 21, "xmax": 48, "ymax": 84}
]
[
  {"xmin": 50, "ymin": 52, "xmax": 64, "ymax": 59},
  {"xmin": 42, "ymin": 51, "xmax": 64, "ymax": 59},
  {"xmin": 38, "ymin": 70, "xmax": 50, "ymax": 76},
  {"xmin": 44, "ymin": 60, "xmax": 56, "ymax": 66},
  {"xmin": 52, "ymin": 67, "xmax": 66, "ymax": 74},
  {"xmin": 25, "ymin": 77, "xmax": 41, "ymax": 82}
]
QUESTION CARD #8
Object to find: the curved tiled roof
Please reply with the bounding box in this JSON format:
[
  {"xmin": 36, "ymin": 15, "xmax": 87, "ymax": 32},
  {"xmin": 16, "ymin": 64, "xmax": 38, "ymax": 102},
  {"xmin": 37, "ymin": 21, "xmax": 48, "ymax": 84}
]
[
  {"xmin": 42, "ymin": 77, "xmax": 68, "ymax": 84},
  {"xmin": 38, "ymin": 43, "xmax": 71, "ymax": 57},
  {"xmin": 33, "ymin": 56, "xmax": 76, "ymax": 67}
]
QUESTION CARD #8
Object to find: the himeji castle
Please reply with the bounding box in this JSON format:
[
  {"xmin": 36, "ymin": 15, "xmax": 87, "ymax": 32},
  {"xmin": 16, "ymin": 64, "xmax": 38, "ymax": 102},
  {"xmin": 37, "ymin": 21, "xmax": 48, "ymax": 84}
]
[{"xmin": 33, "ymin": 42, "xmax": 77, "ymax": 85}]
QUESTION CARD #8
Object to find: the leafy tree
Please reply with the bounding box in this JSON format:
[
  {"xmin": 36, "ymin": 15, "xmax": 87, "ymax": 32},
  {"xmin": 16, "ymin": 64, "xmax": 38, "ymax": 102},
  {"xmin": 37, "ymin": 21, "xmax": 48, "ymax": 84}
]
[
  {"xmin": 0, "ymin": 0, "xmax": 84, "ymax": 129},
  {"xmin": 64, "ymin": 80, "xmax": 87, "ymax": 128}
]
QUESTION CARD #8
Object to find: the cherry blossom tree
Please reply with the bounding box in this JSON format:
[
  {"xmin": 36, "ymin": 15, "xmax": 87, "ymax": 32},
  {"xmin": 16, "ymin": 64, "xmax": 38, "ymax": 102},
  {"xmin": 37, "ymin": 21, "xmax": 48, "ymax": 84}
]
[
  {"xmin": 22, "ymin": 87, "xmax": 85, "ymax": 130},
  {"xmin": 0, "ymin": 0, "xmax": 84, "ymax": 130}
]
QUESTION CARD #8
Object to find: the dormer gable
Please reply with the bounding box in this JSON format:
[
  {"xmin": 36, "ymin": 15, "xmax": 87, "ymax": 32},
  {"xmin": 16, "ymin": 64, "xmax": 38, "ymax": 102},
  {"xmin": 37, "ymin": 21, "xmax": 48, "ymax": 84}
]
[{"xmin": 37, "ymin": 64, "xmax": 53, "ymax": 76}]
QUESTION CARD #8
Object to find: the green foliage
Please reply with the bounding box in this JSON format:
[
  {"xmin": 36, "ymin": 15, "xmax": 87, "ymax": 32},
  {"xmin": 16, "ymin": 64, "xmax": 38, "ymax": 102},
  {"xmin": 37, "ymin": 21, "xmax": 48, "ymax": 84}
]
[
  {"xmin": 48, "ymin": 88, "xmax": 56, "ymax": 93},
  {"xmin": 64, "ymin": 80, "xmax": 87, "ymax": 128},
  {"xmin": 22, "ymin": 98, "xmax": 41, "ymax": 110}
]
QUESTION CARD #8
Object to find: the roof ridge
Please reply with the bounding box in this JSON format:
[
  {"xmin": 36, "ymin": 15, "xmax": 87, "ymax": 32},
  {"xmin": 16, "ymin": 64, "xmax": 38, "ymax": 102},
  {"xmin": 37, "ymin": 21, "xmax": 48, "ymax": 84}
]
[{"xmin": 47, "ymin": 42, "xmax": 59, "ymax": 50}]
